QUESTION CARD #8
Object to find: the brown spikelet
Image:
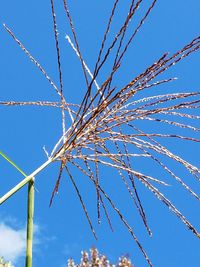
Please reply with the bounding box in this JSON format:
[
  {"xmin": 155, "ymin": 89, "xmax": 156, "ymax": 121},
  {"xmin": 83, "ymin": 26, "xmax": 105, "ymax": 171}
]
[{"xmin": 2, "ymin": 1, "xmax": 200, "ymax": 266}]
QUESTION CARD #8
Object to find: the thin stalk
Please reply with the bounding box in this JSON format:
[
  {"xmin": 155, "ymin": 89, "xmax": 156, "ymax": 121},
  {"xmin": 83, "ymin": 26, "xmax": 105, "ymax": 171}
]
[
  {"xmin": 0, "ymin": 156, "xmax": 54, "ymax": 205},
  {"xmin": 0, "ymin": 150, "xmax": 27, "ymax": 177},
  {"xmin": 0, "ymin": 144, "xmax": 67, "ymax": 205},
  {"xmin": 25, "ymin": 179, "xmax": 35, "ymax": 267},
  {"xmin": 0, "ymin": 150, "xmax": 35, "ymax": 267}
]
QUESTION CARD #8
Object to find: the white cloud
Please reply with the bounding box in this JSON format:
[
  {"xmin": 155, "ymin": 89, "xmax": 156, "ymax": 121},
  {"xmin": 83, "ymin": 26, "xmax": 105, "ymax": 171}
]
[
  {"xmin": 0, "ymin": 223, "xmax": 26, "ymax": 263},
  {"xmin": 0, "ymin": 217, "xmax": 56, "ymax": 266}
]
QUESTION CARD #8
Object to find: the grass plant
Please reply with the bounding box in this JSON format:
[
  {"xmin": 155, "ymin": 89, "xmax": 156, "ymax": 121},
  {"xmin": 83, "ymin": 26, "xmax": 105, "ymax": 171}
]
[
  {"xmin": 0, "ymin": 151, "xmax": 34, "ymax": 267},
  {"xmin": 0, "ymin": 1, "xmax": 200, "ymax": 266}
]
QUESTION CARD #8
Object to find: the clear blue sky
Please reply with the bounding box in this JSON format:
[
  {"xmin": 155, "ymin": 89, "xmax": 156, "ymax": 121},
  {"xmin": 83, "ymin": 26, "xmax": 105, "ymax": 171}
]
[{"xmin": 0, "ymin": 1, "xmax": 200, "ymax": 267}]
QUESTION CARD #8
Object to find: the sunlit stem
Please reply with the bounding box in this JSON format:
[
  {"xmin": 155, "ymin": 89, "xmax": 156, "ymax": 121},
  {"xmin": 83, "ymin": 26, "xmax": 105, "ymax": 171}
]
[
  {"xmin": 25, "ymin": 178, "xmax": 35, "ymax": 267},
  {"xmin": 0, "ymin": 157, "xmax": 54, "ymax": 205}
]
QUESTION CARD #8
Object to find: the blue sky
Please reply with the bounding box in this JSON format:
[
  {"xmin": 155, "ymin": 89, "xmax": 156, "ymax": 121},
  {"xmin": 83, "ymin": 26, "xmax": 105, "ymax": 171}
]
[{"xmin": 0, "ymin": 1, "xmax": 200, "ymax": 267}]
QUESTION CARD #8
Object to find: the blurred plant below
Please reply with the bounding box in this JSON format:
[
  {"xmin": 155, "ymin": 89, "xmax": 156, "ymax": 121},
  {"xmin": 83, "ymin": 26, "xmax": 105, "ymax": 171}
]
[
  {"xmin": 67, "ymin": 248, "xmax": 134, "ymax": 267},
  {"xmin": 0, "ymin": 257, "xmax": 14, "ymax": 267}
]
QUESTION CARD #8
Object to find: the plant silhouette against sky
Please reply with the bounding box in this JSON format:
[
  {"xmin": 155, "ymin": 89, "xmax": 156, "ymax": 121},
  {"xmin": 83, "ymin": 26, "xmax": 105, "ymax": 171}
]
[{"xmin": 0, "ymin": 1, "xmax": 200, "ymax": 267}]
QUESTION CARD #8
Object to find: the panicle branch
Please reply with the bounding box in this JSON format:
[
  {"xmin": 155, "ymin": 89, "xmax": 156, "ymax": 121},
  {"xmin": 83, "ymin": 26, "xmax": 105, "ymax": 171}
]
[{"xmin": 2, "ymin": 1, "xmax": 200, "ymax": 266}]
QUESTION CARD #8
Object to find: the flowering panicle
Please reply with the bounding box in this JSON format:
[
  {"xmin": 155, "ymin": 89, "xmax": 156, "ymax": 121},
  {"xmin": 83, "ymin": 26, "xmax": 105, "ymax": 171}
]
[{"xmin": 1, "ymin": 1, "xmax": 200, "ymax": 266}]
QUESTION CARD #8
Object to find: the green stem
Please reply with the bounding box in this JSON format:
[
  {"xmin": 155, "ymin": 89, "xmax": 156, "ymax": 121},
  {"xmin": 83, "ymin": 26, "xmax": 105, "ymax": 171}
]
[
  {"xmin": 0, "ymin": 157, "xmax": 54, "ymax": 205},
  {"xmin": 0, "ymin": 146, "xmax": 67, "ymax": 205},
  {"xmin": 0, "ymin": 150, "xmax": 36, "ymax": 267},
  {"xmin": 25, "ymin": 179, "xmax": 35, "ymax": 267}
]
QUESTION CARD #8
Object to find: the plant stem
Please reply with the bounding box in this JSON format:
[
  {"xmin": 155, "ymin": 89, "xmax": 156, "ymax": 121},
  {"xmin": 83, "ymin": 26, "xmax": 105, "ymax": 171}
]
[
  {"xmin": 0, "ymin": 157, "xmax": 54, "ymax": 205},
  {"xmin": 25, "ymin": 178, "xmax": 35, "ymax": 267}
]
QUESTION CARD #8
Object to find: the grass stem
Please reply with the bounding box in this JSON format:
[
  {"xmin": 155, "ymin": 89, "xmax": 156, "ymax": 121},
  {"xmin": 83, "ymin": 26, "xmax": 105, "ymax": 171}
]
[
  {"xmin": 25, "ymin": 179, "xmax": 35, "ymax": 267},
  {"xmin": 0, "ymin": 157, "xmax": 54, "ymax": 205}
]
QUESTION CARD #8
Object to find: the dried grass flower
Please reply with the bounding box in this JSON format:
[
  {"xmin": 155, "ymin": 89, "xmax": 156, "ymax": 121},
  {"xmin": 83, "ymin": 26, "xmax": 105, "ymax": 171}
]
[{"xmin": 1, "ymin": 1, "xmax": 200, "ymax": 266}]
